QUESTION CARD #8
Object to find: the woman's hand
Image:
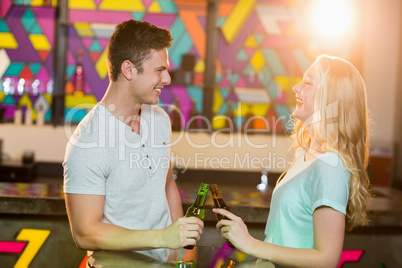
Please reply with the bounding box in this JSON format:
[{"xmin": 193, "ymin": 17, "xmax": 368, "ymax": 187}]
[{"xmin": 212, "ymin": 208, "xmax": 256, "ymax": 254}]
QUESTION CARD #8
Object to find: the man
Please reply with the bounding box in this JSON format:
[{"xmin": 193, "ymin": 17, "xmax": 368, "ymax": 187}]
[{"xmin": 63, "ymin": 20, "xmax": 203, "ymax": 256}]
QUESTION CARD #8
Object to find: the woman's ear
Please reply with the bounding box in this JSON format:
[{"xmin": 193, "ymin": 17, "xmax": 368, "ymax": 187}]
[{"xmin": 121, "ymin": 60, "xmax": 137, "ymax": 81}]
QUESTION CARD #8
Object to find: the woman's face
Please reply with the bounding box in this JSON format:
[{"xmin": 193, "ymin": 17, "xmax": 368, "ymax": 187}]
[{"xmin": 292, "ymin": 64, "xmax": 319, "ymax": 123}]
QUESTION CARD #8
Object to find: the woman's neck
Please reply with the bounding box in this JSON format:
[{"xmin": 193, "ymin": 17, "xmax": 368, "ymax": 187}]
[{"xmin": 304, "ymin": 137, "xmax": 325, "ymax": 161}]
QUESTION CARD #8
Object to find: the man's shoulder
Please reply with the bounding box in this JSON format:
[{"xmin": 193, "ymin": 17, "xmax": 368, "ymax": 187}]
[
  {"xmin": 68, "ymin": 104, "xmax": 104, "ymax": 144},
  {"xmin": 142, "ymin": 104, "xmax": 170, "ymax": 124},
  {"xmin": 143, "ymin": 104, "xmax": 168, "ymax": 116}
]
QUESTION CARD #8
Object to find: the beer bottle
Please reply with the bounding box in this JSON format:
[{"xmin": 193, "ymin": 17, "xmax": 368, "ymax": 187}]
[
  {"xmin": 209, "ymin": 184, "xmax": 235, "ymax": 248},
  {"xmin": 184, "ymin": 183, "xmax": 209, "ymax": 249}
]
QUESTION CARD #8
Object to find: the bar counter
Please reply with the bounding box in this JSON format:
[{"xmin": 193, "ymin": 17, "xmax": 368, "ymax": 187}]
[
  {"xmin": 87, "ymin": 246, "xmax": 275, "ymax": 267},
  {"xmin": 1, "ymin": 177, "xmax": 402, "ymax": 226},
  {"xmin": 1, "ymin": 172, "xmax": 402, "ymax": 267}
]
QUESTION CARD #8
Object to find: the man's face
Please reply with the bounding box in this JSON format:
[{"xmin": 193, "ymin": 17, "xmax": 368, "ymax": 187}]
[{"xmin": 132, "ymin": 48, "xmax": 171, "ymax": 105}]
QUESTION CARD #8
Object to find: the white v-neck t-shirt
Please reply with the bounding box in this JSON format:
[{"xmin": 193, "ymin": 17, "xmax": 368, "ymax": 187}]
[{"xmin": 63, "ymin": 103, "xmax": 172, "ymax": 231}]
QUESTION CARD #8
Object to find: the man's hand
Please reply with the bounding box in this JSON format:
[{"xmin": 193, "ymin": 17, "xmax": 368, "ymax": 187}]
[{"xmin": 161, "ymin": 216, "xmax": 204, "ymax": 249}]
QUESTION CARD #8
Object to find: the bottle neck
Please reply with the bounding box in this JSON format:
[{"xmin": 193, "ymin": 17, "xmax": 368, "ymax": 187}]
[
  {"xmin": 193, "ymin": 194, "xmax": 207, "ymax": 207},
  {"xmin": 211, "ymin": 187, "xmax": 230, "ymax": 209},
  {"xmin": 211, "ymin": 189, "xmax": 222, "ymax": 199}
]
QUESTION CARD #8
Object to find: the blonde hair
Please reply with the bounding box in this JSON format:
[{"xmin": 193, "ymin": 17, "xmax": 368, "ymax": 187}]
[{"xmin": 281, "ymin": 55, "xmax": 370, "ymax": 231}]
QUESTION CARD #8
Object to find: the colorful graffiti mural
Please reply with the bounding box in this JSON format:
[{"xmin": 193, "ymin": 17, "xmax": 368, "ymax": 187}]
[{"xmin": 0, "ymin": 0, "xmax": 353, "ymax": 130}]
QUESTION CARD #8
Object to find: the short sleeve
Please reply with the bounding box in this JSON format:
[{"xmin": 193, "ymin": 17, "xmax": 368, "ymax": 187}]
[
  {"xmin": 310, "ymin": 154, "xmax": 350, "ymax": 214},
  {"xmin": 63, "ymin": 137, "xmax": 109, "ymax": 195}
]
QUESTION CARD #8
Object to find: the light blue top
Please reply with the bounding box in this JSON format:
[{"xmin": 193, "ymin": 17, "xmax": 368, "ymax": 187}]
[{"xmin": 264, "ymin": 149, "xmax": 350, "ymax": 248}]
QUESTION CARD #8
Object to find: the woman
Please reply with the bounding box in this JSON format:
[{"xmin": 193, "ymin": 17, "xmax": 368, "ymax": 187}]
[{"xmin": 213, "ymin": 55, "xmax": 371, "ymax": 268}]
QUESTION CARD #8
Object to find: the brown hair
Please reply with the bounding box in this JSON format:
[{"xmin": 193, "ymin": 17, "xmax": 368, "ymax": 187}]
[{"xmin": 107, "ymin": 20, "xmax": 173, "ymax": 81}]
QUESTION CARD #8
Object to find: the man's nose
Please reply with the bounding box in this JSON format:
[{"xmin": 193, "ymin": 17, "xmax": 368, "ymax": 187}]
[{"xmin": 162, "ymin": 71, "xmax": 171, "ymax": 85}]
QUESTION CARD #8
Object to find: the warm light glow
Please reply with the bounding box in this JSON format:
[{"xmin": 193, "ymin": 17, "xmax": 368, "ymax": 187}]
[{"xmin": 313, "ymin": 0, "xmax": 352, "ymax": 38}]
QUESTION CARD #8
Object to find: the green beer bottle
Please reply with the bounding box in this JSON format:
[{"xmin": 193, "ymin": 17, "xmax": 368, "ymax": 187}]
[{"xmin": 184, "ymin": 183, "xmax": 208, "ymax": 249}]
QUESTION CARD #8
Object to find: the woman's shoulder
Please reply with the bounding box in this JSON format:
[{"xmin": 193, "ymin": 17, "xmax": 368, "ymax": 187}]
[{"xmin": 313, "ymin": 152, "xmax": 350, "ymax": 178}]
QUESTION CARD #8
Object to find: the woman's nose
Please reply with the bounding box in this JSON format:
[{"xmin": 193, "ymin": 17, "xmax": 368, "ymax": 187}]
[{"xmin": 292, "ymin": 83, "xmax": 300, "ymax": 93}]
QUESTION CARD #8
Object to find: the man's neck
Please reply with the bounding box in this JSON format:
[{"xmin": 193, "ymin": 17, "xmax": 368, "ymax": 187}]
[{"xmin": 100, "ymin": 82, "xmax": 142, "ymax": 132}]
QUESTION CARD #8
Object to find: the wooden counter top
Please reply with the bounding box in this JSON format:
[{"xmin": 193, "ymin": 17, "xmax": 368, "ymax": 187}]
[{"xmin": 1, "ymin": 179, "xmax": 402, "ymax": 227}]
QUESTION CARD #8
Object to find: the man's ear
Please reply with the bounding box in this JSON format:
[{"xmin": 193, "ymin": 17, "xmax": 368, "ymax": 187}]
[{"xmin": 121, "ymin": 60, "xmax": 137, "ymax": 81}]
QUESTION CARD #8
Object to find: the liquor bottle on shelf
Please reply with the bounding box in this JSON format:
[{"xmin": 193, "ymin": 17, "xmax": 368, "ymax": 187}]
[
  {"xmin": 14, "ymin": 105, "xmax": 22, "ymax": 125},
  {"xmin": 36, "ymin": 105, "xmax": 45, "ymax": 126},
  {"xmin": 25, "ymin": 104, "xmax": 33, "ymax": 125},
  {"xmin": 72, "ymin": 49, "xmax": 85, "ymax": 97},
  {"xmin": 188, "ymin": 99, "xmax": 199, "ymax": 130},
  {"xmin": 169, "ymin": 98, "xmax": 182, "ymax": 131},
  {"xmin": 209, "ymin": 184, "xmax": 235, "ymax": 249},
  {"xmin": 184, "ymin": 183, "xmax": 209, "ymax": 249}
]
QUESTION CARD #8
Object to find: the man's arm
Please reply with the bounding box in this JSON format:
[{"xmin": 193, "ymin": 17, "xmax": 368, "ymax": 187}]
[
  {"xmin": 65, "ymin": 193, "xmax": 202, "ymax": 251},
  {"xmin": 65, "ymin": 193, "xmax": 164, "ymax": 251},
  {"xmin": 165, "ymin": 162, "xmax": 183, "ymax": 221}
]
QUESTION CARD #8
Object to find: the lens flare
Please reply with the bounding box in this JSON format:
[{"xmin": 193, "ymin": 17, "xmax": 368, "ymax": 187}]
[{"xmin": 313, "ymin": 0, "xmax": 352, "ymax": 38}]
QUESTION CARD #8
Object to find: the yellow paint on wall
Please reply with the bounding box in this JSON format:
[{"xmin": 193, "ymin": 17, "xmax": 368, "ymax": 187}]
[
  {"xmin": 234, "ymin": 102, "xmax": 250, "ymax": 117},
  {"xmin": 212, "ymin": 115, "xmax": 227, "ymax": 129},
  {"xmin": 213, "ymin": 87, "xmax": 224, "ymax": 113},
  {"xmin": 275, "ymin": 76, "xmax": 289, "ymax": 91},
  {"xmin": 250, "ymin": 50, "xmax": 265, "ymax": 73},
  {"xmin": 44, "ymin": 93, "xmax": 52, "ymax": 104},
  {"xmin": 148, "ymin": 0, "xmax": 162, "ymax": 13},
  {"xmin": 65, "ymin": 94, "xmax": 98, "ymax": 108},
  {"xmin": 29, "ymin": 35, "xmax": 51, "ymax": 51},
  {"xmin": 96, "ymin": 50, "xmax": 108, "ymax": 79},
  {"xmin": 74, "ymin": 23, "xmax": 93, "ymax": 37},
  {"xmin": 194, "ymin": 59, "xmax": 205, "ymax": 72},
  {"xmin": 30, "ymin": 0, "xmax": 44, "ymax": 6},
  {"xmin": 15, "ymin": 229, "xmax": 51, "ymax": 268},
  {"xmin": 0, "ymin": 92, "xmax": 5, "ymax": 103},
  {"xmin": 69, "ymin": 0, "xmax": 97, "ymax": 10},
  {"xmin": 250, "ymin": 103, "xmax": 270, "ymax": 116},
  {"xmin": 99, "ymin": 0, "xmax": 145, "ymax": 11},
  {"xmin": 275, "ymin": 76, "xmax": 302, "ymax": 91},
  {"xmin": 222, "ymin": 0, "xmax": 256, "ymax": 44},
  {"xmin": 18, "ymin": 93, "xmax": 32, "ymax": 107},
  {"xmin": 0, "ymin": 33, "xmax": 18, "ymax": 49},
  {"xmin": 245, "ymin": 36, "xmax": 258, "ymax": 47}
]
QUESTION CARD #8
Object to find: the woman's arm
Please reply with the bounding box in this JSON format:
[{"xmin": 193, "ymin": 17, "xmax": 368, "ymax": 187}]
[{"xmin": 214, "ymin": 206, "xmax": 345, "ymax": 268}]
